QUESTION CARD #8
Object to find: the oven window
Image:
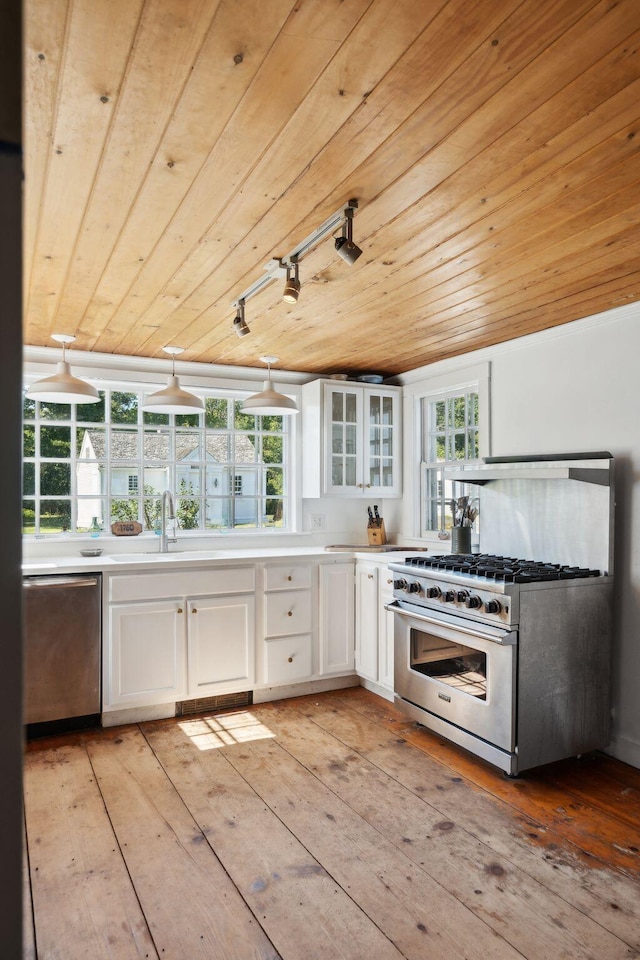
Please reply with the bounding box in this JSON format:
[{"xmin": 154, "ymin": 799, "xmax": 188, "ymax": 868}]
[{"xmin": 410, "ymin": 628, "xmax": 487, "ymax": 700}]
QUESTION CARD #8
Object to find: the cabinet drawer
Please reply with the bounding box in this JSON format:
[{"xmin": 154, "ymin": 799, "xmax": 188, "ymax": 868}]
[
  {"xmin": 264, "ymin": 635, "xmax": 312, "ymax": 684},
  {"xmin": 109, "ymin": 565, "xmax": 255, "ymax": 602},
  {"xmin": 264, "ymin": 564, "xmax": 312, "ymax": 591},
  {"xmin": 264, "ymin": 590, "xmax": 312, "ymax": 636}
]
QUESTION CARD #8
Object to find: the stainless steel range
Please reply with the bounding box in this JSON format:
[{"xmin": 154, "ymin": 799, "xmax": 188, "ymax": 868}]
[{"xmin": 388, "ymin": 453, "xmax": 615, "ymax": 776}]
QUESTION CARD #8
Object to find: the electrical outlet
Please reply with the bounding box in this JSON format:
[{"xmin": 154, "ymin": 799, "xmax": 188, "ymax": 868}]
[{"xmin": 310, "ymin": 513, "xmax": 326, "ymax": 530}]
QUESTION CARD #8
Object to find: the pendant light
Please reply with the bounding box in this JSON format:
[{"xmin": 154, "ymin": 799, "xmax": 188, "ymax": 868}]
[
  {"xmin": 142, "ymin": 346, "xmax": 204, "ymax": 414},
  {"xmin": 25, "ymin": 334, "xmax": 100, "ymax": 404},
  {"xmin": 241, "ymin": 356, "xmax": 298, "ymax": 416}
]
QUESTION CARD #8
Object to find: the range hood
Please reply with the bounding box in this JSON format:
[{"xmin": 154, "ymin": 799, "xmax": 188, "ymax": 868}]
[
  {"xmin": 446, "ymin": 452, "xmax": 615, "ymax": 575},
  {"xmin": 447, "ymin": 451, "xmax": 613, "ymax": 487}
]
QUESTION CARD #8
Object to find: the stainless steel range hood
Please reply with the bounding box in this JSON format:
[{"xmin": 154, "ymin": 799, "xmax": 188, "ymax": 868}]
[
  {"xmin": 448, "ymin": 451, "xmax": 613, "ymax": 485},
  {"xmin": 446, "ymin": 452, "xmax": 615, "ymax": 575}
]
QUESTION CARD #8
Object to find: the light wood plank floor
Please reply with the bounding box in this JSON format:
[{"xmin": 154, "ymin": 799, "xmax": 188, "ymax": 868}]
[{"xmin": 23, "ymin": 687, "xmax": 640, "ymax": 960}]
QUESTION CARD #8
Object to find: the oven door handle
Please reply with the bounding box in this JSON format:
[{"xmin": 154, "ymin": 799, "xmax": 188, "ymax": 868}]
[{"xmin": 384, "ymin": 601, "xmax": 516, "ymax": 645}]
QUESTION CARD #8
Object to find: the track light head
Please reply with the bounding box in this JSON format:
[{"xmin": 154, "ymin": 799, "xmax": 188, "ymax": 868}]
[
  {"xmin": 335, "ymin": 234, "xmax": 363, "ymax": 265},
  {"xmin": 233, "ymin": 301, "xmax": 251, "ymax": 337},
  {"xmin": 283, "ymin": 260, "xmax": 300, "ymax": 303},
  {"xmin": 335, "ymin": 213, "xmax": 362, "ymax": 265}
]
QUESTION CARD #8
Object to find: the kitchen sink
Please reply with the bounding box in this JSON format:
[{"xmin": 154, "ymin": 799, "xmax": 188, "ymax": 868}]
[
  {"xmin": 108, "ymin": 550, "xmax": 223, "ymax": 562},
  {"xmin": 109, "ymin": 553, "xmax": 184, "ymax": 561}
]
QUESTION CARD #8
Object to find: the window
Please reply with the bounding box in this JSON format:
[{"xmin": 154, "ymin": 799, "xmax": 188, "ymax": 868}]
[
  {"xmin": 22, "ymin": 386, "xmax": 291, "ymax": 536},
  {"xmin": 420, "ymin": 376, "xmax": 486, "ymax": 538}
]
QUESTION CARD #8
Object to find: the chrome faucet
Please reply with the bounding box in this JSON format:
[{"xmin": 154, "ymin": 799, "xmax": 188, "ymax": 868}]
[{"xmin": 160, "ymin": 490, "xmax": 177, "ymax": 553}]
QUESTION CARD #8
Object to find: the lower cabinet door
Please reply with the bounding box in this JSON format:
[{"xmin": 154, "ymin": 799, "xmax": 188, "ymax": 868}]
[
  {"xmin": 319, "ymin": 562, "xmax": 355, "ymax": 675},
  {"xmin": 378, "ymin": 572, "xmax": 395, "ymax": 691},
  {"xmin": 264, "ymin": 634, "xmax": 313, "ymax": 684},
  {"xmin": 355, "ymin": 562, "xmax": 379, "ymax": 682},
  {"xmin": 187, "ymin": 595, "xmax": 255, "ymax": 696},
  {"xmin": 108, "ymin": 600, "xmax": 186, "ymax": 707}
]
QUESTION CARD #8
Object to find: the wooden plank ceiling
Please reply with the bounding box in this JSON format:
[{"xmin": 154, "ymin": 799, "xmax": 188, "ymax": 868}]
[{"xmin": 23, "ymin": 0, "xmax": 640, "ymax": 377}]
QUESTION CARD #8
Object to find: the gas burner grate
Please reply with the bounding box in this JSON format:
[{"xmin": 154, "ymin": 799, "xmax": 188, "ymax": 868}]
[{"xmin": 403, "ymin": 553, "xmax": 601, "ymax": 584}]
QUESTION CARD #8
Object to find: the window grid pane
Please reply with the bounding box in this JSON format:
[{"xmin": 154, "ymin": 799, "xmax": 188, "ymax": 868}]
[
  {"xmin": 22, "ymin": 386, "xmax": 290, "ymax": 535},
  {"xmin": 422, "ymin": 390, "xmax": 480, "ymax": 536}
]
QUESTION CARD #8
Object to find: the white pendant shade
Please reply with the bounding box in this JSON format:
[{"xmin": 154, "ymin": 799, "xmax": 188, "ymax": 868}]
[
  {"xmin": 142, "ymin": 374, "xmax": 204, "ymax": 414},
  {"xmin": 25, "ymin": 335, "xmax": 100, "ymax": 404},
  {"xmin": 242, "ymin": 378, "xmax": 299, "ymax": 415},
  {"xmin": 142, "ymin": 346, "xmax": 204, "ymax": 415},
  {"xmin": 241, "ymin": 356, "xmax": 298, "ymax": 416},
  {"xmin": 25, "ymin": 360, "xmax": 101, "ymax": 404}
]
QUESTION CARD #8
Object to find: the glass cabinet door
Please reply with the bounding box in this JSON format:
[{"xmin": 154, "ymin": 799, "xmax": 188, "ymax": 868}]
[
  {"xmin": 326, "ymin": 387, "xmax": 363, "ymax": 493},
  {"xmin": 321, "ymin": 384, "xmax": 400, "ymax": 497},
  {"xmin": 366, "ymin": 390, "xmax": 400, "ymax": 494}
]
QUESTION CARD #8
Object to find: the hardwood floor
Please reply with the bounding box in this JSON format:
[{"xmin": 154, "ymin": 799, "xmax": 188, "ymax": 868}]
[{"xmin": 23, "ymin": 687, "xmax": 640, "ymax": 960}]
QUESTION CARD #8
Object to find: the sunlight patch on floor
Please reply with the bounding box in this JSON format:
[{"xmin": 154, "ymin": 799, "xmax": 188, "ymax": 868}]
[{"xmin": 178, "ymin": 711, "xmax": 276, "ymax": 751}]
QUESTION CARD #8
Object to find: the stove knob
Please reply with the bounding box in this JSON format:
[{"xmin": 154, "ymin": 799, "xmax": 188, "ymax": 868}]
[
  {"xmin": 426, "ymin": 585, "xmax": 441, "ymax": 599},
  {"xmin": 442, "ymin": 590, "xmax": 456, "ymax": 603},
  {"xmin": 465, "ymin": 595, "xmax": 482, "ymax": 609},
  {"xmin": 408, "ymin": 581, "xmax": 423, "ymax": 594},
  {"xmin": 456, "ymin": 590, "xmax": 469, "ymax": 602},
  {"xmin": 484, "ymin": 599, "xmax": 502, "ymax": 614},
  {"xmin": 393, "ymin": 579, "xmax": 408, "ymax": 590}
]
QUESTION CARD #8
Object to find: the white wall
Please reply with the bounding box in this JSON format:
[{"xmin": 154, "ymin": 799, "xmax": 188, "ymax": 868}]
[{"xmin": 396, "ymin": 303, "xmax": 640, "ymax": 769}]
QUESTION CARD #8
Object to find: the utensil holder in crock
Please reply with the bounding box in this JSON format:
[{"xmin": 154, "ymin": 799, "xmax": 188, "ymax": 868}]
[{"xmin": 451, "ymin": 526, "xmax": 471, "ymax": 554}]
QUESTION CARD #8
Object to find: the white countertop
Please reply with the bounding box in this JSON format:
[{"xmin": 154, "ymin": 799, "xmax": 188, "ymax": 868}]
[{"xmin": 21, "ymin": 545, "xmax": 426, "ymax": 577}]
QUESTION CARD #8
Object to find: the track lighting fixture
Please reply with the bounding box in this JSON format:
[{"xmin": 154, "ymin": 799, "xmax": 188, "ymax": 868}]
[
  {"xmin": 142, "ymin": 346, "xmax": 204, "ymax": 414},
  {"xmin": 233, "ymin": 301, "xmax": 250, "ymax": 337},
  {"xmin": 25, "ymin": 334, "xmax": 100, "ymax": 404},
  {"xmin": 230, "ymin": 199, "xmax": 362, "ymax": 336},
  {"xmin": 241, "ymin": 356, "xmax": 299, "ymax": 416},
  {"xmin": 334, "ymin": 206, "xmax": 362, "ymax": 265},
  {"xmin": 283, "ymin": 259, "xmax": 300, "ymax": 303}
]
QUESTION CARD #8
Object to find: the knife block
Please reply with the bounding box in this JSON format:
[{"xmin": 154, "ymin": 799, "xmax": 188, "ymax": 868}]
[{"xmin": 367, "ymin": 519, "xmax": 387, "ymax": 546}]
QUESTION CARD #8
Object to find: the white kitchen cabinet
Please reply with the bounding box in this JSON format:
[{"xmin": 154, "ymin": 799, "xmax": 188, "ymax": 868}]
[
  {"xmin": 319, "ymin": 561, "xmax": 355, "ymax": 675},
  {"xmin": 355, "ymin": 561, "xmax": 379, "ymax": 682},
  {"xmin": 108, "ymin": 599, "xmax": 186, "ymax": 707},
  {"xmin": 187, "ymin": 595, "xmax": 255, "ymax": 696},
  {"xmin": 104, "ymin": 557, "xmax": 357, "ymax": 715},
  {"xmin": 260, "ymin": 563, "xmax": 314, "ymax": 687},
  {"xmin": 104, "ymin": 566, "xmax": 256, "ymax": 711},
  {"xmin": 302, "ymin": 379, "xmax": 402, "ymax": 498},
  {"xmin": 378, "ymin": 567, "xmax": 395, "ymax": 692},
  {"xmin": 354, "ymin": 557, "xmax": 395, "ymax": 698},
  {"xmin": 260, "ymin": 560, "xmax": 356, "ymax": 689}
]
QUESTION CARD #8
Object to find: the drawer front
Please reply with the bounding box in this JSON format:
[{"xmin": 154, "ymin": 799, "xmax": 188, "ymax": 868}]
[
  {"xmin": 109, "ymin": 565, "xmax": 255, "ymax": 602},
  {"xmin": 264, "ymin": 564, "xmax": 312, "ymax": 591},
  {"xmin": 264, "ymin": 590, "xmax": 312, "ymax": 637},
  {"xmin": 264, "ymin": 635, "xmax": 312, "ymax": 684}
]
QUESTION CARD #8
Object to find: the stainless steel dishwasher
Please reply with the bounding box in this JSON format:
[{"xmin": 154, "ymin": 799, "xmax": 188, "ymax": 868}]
[{"xmin": 23, "ymin": 574, "xmax": 101, "ymax": 727}]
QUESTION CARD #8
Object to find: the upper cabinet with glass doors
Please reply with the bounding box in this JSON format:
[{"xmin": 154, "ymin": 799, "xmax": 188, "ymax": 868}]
[{"xmin": 302, "ymin": 380, "xmax": 402, "ymax": 498}]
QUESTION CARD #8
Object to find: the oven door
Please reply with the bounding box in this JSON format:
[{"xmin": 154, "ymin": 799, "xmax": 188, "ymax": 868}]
[{"xmin": 390, "ymin": 600, "xmax": 517, "ymax": 753}]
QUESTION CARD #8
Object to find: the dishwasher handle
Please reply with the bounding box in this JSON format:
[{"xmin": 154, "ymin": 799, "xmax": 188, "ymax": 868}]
[{"xmin": 23, "ymin": 576, "xmax": 100, "ymax": 589}]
